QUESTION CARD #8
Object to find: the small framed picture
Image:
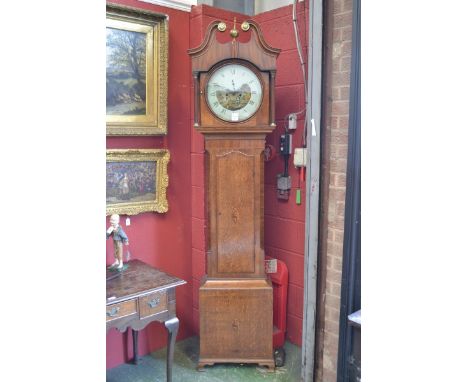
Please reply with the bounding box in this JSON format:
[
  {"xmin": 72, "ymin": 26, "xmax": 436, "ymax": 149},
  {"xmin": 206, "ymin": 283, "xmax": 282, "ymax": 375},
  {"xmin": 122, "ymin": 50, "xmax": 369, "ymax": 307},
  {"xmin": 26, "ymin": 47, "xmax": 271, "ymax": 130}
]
[
  {"xmin": 106, "ymin": 5, "xmax": 168, "ymax": 135},
  {"xmin": 106, "ymin": 149, "xmax": 170, "ymax": 215}
]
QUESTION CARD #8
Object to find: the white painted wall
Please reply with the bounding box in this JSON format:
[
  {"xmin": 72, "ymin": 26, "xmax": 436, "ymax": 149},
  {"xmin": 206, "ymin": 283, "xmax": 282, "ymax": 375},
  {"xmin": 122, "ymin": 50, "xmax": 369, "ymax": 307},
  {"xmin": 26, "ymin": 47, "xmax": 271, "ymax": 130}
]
[
  {"xmin": 255, "ymin": 0, "xmax": 294, "ymax": 14},
  {"xmin": 139, "ymin": 0, "xmax": 197, "ymax": 12},
  {"xmin": 196, "ymin": 0, "xmax": 303, "ymax": 14}
]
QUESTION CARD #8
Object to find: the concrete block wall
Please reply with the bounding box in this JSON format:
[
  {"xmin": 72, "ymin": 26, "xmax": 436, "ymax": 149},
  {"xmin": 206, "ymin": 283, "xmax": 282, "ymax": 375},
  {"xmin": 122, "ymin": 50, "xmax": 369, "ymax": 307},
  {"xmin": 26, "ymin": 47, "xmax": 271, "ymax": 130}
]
[
  {"xmin": 105, "ymin": 0, "xmax": 355, "ymax": 376},
  {"xmin": 253, "ymin": 1, "xmax": 308, "ymax": 347},
  {"xmin": 189, "ymin": 2, "xmax": 309, "ymax": 347}
]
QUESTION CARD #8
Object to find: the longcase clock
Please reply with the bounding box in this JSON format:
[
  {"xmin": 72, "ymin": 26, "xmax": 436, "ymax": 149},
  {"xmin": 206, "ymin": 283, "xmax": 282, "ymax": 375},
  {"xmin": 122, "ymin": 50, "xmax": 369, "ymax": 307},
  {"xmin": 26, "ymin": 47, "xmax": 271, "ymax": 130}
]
[{"xmin": 188, "ymin": 20, "xmax": 280, "ymax": 370}]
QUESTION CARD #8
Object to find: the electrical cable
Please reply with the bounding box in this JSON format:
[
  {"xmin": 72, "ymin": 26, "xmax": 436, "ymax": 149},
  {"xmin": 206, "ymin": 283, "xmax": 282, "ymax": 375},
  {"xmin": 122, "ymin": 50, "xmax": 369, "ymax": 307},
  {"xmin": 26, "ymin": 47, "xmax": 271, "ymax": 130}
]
[
  {"xmin": 292, "ymin": 0, "xmax": 309, "ymax": 147},
  {"xmin": 293, "ymin": 0, "xmax": 307, "ymax": 96}
]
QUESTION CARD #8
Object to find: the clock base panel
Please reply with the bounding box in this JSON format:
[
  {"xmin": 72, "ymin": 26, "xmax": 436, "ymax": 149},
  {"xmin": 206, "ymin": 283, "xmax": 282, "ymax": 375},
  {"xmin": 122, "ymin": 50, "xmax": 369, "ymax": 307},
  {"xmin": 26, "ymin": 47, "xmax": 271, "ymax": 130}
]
[{"xmin": 198, "ymin": 278, "xmax": 274, "ymax": 368}]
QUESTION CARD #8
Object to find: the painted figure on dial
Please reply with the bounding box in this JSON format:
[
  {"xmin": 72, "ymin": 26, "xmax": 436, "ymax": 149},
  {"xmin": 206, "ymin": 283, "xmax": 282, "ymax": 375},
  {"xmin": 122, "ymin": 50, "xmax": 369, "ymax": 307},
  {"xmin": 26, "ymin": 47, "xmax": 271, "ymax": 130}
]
[{"xmin": 106, "ymin": 214, "xmax": 129, "ymax": 270}]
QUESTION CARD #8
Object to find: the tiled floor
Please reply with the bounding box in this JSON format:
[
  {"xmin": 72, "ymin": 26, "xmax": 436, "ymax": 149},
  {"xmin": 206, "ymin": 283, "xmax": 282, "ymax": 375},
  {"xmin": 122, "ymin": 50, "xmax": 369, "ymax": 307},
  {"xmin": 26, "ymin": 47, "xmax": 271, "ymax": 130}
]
[{"xmin": 107, "ymin": 336, "xmax": 302, "ymax": 382}]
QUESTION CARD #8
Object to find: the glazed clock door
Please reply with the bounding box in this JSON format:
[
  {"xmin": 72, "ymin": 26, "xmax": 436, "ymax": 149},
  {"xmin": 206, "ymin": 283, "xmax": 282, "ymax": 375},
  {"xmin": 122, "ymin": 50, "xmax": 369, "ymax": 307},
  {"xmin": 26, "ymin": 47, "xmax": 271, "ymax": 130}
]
[
  {"xmin": 205, "ymin": 62, "xmax": 263, "ymax": 122},
  {"xmin": 198, "ymin": 60, "xmax": 271, "ymax": 131}
]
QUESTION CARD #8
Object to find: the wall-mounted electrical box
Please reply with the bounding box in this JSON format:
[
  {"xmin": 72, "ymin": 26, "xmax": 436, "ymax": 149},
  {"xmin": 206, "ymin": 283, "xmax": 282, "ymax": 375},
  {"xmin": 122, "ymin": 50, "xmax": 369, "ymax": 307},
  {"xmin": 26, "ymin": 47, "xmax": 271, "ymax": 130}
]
[
  {"xmin": 288, "ymin": 114, "xmax": 297, "ymax": 130},
  {"xmin": 276, "ymin": 174, "xmax": 291, "ymax": 200},
  {"xmin": 278, "ymin": 133, "xmax": 292, "ymax": 201},
  {"xmin": 279, "ymin": 134, "xmax": 292, "ymax": 156},
  {"xmin": 293, "ymin": 148, "xmax": 307, "ymax": 167}
]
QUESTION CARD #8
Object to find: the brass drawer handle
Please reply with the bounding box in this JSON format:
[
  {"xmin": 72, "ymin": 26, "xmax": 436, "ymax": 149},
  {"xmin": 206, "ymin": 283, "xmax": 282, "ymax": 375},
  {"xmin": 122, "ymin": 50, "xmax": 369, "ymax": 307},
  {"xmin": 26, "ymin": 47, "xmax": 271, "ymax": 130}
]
[
  {"xmin": 148, "ymin": 297, "xmax": 161, "ymax": 308},
  {"xmin": 107, "ymin": 306, "xmax": 120, "ymax": 317}
]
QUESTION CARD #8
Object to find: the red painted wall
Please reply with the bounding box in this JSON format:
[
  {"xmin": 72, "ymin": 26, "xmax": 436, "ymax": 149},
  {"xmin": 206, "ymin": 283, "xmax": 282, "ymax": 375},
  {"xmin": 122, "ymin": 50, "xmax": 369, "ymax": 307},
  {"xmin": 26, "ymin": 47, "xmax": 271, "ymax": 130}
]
[
  {"xmin": 106, "ymin": 2, "xmax": 308, "ymax": 369},
  {"xmin": 188, "ymin": 3, "xmax": 309, "ymax": 346},
  {"xmin": 106, "ymin": 0, "xmax": 193, "ymax": 369},
  {"xmin": 253, "ymin": 2, "xmax": 309, "ymax": 346}
]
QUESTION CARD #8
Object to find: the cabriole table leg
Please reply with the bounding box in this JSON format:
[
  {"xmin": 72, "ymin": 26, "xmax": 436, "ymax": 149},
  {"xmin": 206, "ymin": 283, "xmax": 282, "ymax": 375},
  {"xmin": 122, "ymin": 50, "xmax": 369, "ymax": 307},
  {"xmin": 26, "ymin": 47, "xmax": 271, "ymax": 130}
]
[
  {"xmin": 132, "ymin": 329, "xmax": 139, "ymax": 365},
  {"xmin": 164, "ymin": 317, "xmax": 179, "ymax": 382}
]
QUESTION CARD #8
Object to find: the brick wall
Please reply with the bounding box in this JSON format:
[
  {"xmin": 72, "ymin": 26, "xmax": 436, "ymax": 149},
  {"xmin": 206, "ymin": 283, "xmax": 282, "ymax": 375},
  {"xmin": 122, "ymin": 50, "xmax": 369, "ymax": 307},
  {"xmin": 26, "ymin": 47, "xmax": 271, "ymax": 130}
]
[
  {"xmin": 317, "ymin": 0, "xmax": 354, "ymax": 380},
  {"xmin": 189, "ymin": 3, "xmax": 355, "ymax": 376}
]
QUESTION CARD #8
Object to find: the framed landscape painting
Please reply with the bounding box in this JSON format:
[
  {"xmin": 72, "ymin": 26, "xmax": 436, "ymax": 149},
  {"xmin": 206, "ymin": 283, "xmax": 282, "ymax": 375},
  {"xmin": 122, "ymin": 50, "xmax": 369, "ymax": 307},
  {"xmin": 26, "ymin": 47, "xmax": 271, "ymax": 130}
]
[
  {"xmin": 106, "ymin": 5, "xmax": 168, "ymax": 135},
  {"xmin": 106, "ymin": 149, "xmax": 170, "ymax": 215}
]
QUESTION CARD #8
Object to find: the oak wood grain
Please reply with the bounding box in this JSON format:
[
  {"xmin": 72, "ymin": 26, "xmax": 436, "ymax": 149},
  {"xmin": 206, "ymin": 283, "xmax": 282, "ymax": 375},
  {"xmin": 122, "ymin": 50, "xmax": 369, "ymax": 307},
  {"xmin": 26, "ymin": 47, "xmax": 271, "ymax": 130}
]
[
  {"xmin": 139, "ymin": 290, "xmax": 168, "ymax": 318},
  {"xmin": 189, "ymin": 19, "xmax": 279, "ymax": 369},
  {"xmin": 106, "ymin": 260, "xmax": 185, "ymax": 304}
]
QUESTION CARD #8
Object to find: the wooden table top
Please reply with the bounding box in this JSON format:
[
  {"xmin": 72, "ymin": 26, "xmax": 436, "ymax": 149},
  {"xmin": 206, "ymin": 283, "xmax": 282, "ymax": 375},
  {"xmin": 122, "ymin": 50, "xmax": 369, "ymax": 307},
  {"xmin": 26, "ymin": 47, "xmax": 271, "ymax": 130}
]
[{"xmin": 106, "ymin": 260, "xmax": 186, "ymax": 304}]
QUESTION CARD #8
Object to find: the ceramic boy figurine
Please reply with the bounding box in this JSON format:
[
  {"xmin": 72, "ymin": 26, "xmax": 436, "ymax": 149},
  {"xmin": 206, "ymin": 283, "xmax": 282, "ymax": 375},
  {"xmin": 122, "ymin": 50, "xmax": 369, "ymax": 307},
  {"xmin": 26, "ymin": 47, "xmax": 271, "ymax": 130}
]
[{"xmin": 106, "ymin": 214, "xmax": 129, "ymax": 270}]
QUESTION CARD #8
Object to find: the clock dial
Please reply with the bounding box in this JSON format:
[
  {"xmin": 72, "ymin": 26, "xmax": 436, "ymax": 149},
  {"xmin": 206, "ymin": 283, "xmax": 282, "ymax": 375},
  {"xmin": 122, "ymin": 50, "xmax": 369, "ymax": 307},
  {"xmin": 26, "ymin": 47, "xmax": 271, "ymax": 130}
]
[{"xmin": 206, "ymin": 63, "xmax": 263, "ymax": 122}]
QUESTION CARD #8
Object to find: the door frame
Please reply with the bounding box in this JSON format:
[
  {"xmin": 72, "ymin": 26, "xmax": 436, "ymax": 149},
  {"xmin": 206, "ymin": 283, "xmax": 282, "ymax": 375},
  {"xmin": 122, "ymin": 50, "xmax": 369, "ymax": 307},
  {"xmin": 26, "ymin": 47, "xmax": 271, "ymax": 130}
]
[{"xmin": 337, "ymin": 0, "xmax": 361, "ymax": 379}]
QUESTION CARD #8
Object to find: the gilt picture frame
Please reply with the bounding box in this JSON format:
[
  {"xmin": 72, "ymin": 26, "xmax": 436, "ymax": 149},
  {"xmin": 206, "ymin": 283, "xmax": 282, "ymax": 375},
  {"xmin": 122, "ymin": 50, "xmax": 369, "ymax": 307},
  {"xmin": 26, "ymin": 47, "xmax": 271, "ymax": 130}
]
[
  {"xmin": 106, "ymin": 149, "xmax": 170, "ymax": 215},
  {"xmin": 106, "ymin": 5, "xmax": 168, "ymax": 135}
]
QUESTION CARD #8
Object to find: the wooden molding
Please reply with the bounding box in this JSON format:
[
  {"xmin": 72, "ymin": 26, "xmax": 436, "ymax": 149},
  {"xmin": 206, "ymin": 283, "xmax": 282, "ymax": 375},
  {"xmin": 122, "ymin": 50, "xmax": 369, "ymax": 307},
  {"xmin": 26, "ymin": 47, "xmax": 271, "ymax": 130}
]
[{"xmin": 138, "ymin": 0, "xmax": 194, "ymax": 12}]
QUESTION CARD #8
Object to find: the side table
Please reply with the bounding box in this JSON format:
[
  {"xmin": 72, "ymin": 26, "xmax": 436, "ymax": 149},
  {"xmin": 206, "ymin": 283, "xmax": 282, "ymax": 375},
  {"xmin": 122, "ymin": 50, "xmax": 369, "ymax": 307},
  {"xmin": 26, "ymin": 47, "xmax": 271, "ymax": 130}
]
[{"xmin": 106, "ymin": 259, "xmax": 186, "ymax": 382}]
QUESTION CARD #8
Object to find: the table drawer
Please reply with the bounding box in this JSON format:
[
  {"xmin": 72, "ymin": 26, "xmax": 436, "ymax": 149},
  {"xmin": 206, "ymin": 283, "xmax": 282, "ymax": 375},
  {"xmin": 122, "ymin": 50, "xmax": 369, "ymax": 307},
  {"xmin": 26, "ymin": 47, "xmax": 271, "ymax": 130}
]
[
  {"xmin": 139, "ymin": 290, "xmax": 168, "ymax": 318},
  {"xmin": 106, "ymin": 299, "xmax": 137, "ymax": 322}
]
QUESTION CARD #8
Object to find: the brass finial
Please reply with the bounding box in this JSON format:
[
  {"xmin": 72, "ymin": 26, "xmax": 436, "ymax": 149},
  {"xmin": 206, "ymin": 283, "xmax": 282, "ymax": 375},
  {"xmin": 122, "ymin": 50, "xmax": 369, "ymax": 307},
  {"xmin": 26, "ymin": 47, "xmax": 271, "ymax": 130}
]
[
  {"xmin": 241, "ymin": 21, "xmax": 250, "ymax": 31},
  {"xmin": 230, "ymin": 17, "xmax": 239, "ymax": 38},
  {"xmin": 217, "ymin": 22, "xmax": 226, "ymax": 32}
]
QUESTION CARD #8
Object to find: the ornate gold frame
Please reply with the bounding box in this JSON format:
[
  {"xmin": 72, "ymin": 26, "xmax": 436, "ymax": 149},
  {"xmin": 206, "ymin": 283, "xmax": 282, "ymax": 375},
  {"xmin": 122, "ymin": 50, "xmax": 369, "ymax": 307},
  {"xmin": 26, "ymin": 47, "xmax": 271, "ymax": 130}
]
[
  {"xmin": 106, "ymin": 4, "xmax": 168, "ymax": 135},
  {"xmin": 106, "ymin": 149, "xmax": 170, "ymax": 215}
]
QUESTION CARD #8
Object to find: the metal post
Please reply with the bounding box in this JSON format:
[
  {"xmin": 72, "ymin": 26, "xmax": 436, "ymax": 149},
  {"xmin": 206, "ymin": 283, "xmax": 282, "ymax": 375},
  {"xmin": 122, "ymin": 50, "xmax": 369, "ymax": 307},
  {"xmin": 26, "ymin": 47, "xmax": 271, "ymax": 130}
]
[{"xmin": 301, "ymin": 0, "xmax": 323, "ymax": 381}]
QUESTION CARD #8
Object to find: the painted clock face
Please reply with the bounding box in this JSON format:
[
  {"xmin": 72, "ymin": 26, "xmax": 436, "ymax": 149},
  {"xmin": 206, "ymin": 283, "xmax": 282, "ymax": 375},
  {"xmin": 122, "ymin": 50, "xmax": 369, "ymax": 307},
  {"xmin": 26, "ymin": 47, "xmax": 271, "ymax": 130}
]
[{"xmin": 206, "ymin": 63, "xmax": 263, "ymax": 122}]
